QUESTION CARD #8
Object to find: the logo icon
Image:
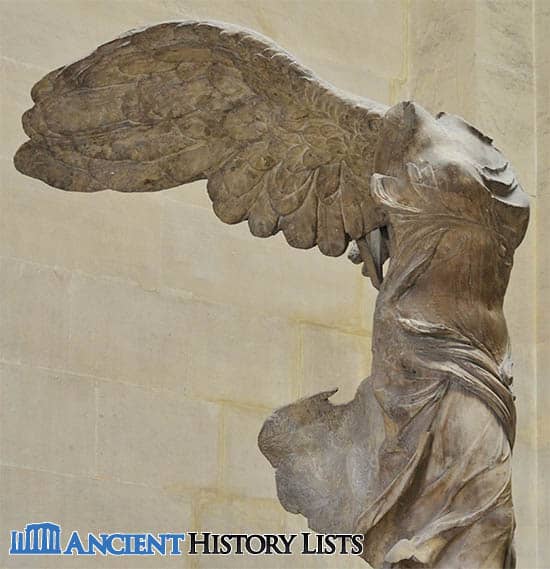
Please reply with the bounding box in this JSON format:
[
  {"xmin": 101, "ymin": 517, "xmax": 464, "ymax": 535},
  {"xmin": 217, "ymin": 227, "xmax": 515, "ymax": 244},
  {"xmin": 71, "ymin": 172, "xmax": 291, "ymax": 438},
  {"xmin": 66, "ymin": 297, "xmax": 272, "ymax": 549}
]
[{"xmin": 10, "ymin": 522, "xmax": 61, "ymax": 555}]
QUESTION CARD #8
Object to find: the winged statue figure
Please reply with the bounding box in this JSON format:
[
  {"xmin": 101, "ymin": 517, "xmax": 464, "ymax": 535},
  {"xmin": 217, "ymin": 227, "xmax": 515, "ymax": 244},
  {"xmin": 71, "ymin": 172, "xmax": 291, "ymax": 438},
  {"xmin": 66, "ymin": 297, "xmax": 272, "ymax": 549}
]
[{"xmin": 13, "ymin": 21, "xmax": 529, "ymax": 569}]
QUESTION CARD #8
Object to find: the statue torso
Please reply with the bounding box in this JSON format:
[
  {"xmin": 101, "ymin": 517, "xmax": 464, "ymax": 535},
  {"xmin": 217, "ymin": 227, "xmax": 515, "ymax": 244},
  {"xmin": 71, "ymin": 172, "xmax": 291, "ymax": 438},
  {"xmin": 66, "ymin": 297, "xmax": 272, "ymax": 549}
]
[{"xmin": 368, "ymin": 102, "xmax": 529, "ymax": 448}]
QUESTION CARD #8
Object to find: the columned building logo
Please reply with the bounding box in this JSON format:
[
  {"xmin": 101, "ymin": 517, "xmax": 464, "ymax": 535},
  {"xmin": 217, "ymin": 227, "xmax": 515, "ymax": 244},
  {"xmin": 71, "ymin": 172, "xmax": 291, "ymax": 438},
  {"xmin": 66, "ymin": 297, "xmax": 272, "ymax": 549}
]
[{"xmin": 10, "ymin": 522, "xmax": 61, "ymax": 555}]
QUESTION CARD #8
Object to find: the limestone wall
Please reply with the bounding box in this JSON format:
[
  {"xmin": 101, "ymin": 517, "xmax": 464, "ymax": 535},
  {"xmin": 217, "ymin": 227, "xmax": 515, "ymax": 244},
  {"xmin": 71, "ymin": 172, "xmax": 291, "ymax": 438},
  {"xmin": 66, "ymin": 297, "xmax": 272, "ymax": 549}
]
[
  {"xmin": 535, "ymin": 1, "xmax": 550, "ymax": 568},
  {"xmin": 0, "ymin": 1, "xmax": 546, "ymax": 568}
]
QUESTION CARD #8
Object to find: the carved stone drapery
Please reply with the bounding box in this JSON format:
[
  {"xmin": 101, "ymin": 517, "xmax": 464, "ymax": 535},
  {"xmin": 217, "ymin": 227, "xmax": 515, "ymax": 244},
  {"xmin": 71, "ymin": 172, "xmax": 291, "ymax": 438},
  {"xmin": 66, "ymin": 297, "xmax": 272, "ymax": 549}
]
[{"xmin": 13, "ymin": 21, "xmax": 529, "ymax": 568}]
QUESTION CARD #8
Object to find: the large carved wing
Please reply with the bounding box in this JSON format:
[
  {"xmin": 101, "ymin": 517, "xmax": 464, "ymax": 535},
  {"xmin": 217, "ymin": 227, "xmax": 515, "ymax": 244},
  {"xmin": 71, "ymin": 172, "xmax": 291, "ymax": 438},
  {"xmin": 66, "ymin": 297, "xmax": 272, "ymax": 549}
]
[{"xmin": 14, "ymin": 21, "xmax": 388, "ymax": 258}]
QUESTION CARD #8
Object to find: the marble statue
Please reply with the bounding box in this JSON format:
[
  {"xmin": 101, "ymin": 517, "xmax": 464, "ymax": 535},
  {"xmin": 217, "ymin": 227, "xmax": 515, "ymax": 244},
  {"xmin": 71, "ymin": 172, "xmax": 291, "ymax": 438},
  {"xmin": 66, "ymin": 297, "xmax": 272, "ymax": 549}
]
[{"xmin": 13, "ymin": 21, "xmax": 529, "ymax": 569}]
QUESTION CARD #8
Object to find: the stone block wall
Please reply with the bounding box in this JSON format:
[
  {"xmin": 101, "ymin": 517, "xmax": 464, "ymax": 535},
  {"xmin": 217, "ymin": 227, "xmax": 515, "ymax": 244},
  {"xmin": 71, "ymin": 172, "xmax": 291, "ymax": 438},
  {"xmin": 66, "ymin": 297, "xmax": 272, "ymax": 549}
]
[{"xmin": 0, "ymin": 1, "xmax": 547, "ymax": 568}]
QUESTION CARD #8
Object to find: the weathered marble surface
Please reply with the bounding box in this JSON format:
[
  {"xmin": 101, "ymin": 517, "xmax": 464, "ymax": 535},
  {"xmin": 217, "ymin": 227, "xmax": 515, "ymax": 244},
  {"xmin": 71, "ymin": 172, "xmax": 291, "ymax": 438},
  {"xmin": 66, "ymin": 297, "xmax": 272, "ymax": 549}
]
[{"xmin": 13, "ymin": 21, "xmax": 529, "ymax": 568}]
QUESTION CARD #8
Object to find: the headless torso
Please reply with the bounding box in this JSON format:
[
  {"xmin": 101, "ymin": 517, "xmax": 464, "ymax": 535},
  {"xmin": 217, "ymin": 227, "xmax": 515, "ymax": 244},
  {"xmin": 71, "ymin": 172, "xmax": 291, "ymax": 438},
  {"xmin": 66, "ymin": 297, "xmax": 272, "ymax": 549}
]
[{"xmin": 260, "ymin": 102, "xmax": 529, "ymax": 569}]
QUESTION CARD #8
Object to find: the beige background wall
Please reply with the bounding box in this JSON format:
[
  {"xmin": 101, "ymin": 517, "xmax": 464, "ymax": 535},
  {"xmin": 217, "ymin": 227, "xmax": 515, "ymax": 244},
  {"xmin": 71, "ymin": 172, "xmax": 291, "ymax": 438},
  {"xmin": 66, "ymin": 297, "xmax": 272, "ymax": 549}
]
[{"xmin": 0, "ymin": 1, "xmax": 547, "ymax": 568}]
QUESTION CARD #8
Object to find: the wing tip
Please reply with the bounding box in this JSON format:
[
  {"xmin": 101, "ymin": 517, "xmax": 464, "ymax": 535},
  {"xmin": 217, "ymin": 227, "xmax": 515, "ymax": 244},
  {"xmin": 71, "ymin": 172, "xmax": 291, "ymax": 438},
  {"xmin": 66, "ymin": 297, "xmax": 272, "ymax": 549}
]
[
  {"xmin": 13, "ymin": 140, "xmax": 38, "ymax": 180},
  {"xmin": 14, "ymin": 140, "xmax": 103, "ymax": 192}
]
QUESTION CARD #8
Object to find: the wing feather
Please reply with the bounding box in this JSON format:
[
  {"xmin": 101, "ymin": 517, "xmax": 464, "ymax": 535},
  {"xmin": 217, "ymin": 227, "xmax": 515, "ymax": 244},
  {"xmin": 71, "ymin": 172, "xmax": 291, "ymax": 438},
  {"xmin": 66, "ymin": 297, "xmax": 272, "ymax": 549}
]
[{"xmin": 279, "ymin": 188, "xmax": 319, "ymax": 249}]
